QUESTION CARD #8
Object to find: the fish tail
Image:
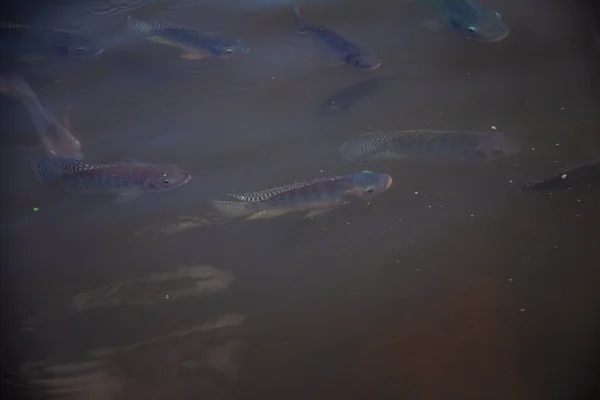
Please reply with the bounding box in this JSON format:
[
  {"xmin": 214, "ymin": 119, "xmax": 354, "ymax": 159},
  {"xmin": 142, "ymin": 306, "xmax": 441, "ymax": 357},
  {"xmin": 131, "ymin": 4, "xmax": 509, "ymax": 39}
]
[
  {"xmin": 32, "ymin": 157, "xmax": 63, "ymax": 182},
  {"xmin": 211, "ymin": 200, "xmax": 260, "ymax": 219},
  {"xmin": 292, "ymin": 6, "xmax": 308, "ymax": 33},
  {"xmin": 126, "ymin": 16, "xmax": 154, "ymax": 34}
]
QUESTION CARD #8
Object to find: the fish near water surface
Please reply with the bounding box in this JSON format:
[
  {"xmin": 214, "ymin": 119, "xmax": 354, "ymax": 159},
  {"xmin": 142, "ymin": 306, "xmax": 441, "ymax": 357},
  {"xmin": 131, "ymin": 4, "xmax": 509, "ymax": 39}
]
[
  {"xmin": 212, "ymin": 171, "xmax": 392, "ymax": 220},
  {"xmin": 339, "ymin": 130, "xmax": 521, "ymax": 163},
  {"xmin": 0, "ymin": 73, "xmax": 83, "ymax": 160},
  {"xmin": 292, "ymin": 6, "xmax": 380, "ymax": 70},
  {"xmin": 0, "ymin": 20, "xmax": 103, "ymax": 60},
  {"xmin": 522, "ymin": 161, "xmax": 600, "ymax": 192},
  {"xmin": 126, "ymin": 16, "xmax": 249, "ymax": 60},
  {"xmin": 33, "ymin": 156, "xmax": 191, "ymax": 203},
  {"xmin": 416, "ymin": 0, "xmax": 508, "ymax": 42},
  {"xmin": 318, "ymin": 75, "xmax": 400, "ymax": 116}
]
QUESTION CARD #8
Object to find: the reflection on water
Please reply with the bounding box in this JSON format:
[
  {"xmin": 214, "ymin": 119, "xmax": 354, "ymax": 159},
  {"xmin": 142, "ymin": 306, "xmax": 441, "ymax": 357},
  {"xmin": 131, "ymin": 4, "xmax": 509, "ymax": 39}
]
[{"xmin": 1, "ymin": 0, "xmax": 600, "ymax": 399}]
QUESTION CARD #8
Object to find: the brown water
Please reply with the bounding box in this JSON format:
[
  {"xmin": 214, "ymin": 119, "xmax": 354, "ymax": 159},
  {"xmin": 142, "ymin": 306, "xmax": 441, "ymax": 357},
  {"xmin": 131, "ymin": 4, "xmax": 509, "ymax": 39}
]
[{"xmin": 1, "ymin": 0, "xmax": 599, "ymax": 399}]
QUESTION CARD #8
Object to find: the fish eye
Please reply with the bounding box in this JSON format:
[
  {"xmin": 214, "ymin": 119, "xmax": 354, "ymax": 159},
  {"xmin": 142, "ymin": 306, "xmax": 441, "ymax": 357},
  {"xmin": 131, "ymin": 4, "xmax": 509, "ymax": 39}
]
[
  {"xmin": 163, "ymin": 178, "xmax": 171, "ymax": 184},
  {"xmin": 467, "ymin": 26, "xmax": 476, "ymax": 33}
]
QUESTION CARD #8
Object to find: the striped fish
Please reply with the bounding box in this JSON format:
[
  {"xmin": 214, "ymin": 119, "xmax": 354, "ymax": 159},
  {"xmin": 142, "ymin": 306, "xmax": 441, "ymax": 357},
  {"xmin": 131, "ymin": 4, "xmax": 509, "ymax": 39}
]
[
  {"xmin": 339, "ymin": 130, "xmax": 521, "ymax": 163},
  {"xmin": 126, "ymin": 16, "xmax": 249, "ymax": 60},
  {"xmin": 0, "ymin": 20, "xmax": 103, "ymax": 59},
  {"xmin": 212, "ymin": 171, "xmax": 392, "ymax": 220},
  {"xmin": 292, "ymin": 6, "xmax": 380, "ymax": 70},
  {"xmin": 33, "ymin": 156, "xmax": 191, "ymax": 203}
]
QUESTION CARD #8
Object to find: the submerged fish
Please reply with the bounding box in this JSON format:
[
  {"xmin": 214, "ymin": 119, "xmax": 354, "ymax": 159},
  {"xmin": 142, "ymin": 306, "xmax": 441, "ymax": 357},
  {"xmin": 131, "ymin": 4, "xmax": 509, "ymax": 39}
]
[
  {"xmin": 212, "ymin": 171, "xmax": 392, "ymax": 220},
  {"xmin": 522, "ymin": 161, "xmax": 600, "ymax": 192},
  {"xmin": 0, "ymin": 20, "xmax": 103, "ymax": 59},
  {"xmin": 0, "ymin": 73, "xmax": 83, "ymax": 159},
  {"xmin": 339, "ymin": 130, "xmax": 521, "ymax": 163},
  {"xmin": 292, "ymin": 6, "xmax": 380, "ymax": 70},
  {"xmin": 33, "ymin": 156, "xmax": 191, "ymax": 203},
  {"xmin": 318, "ymin": 75, "xmax": 399, "ymax": 116},
  {"xmin": 416, "ymin": 0, "xmax": 508, "ymax": 42},
  {"xmin": 126, "ymin": 16, "xmax": 249, "ymax": 60}
]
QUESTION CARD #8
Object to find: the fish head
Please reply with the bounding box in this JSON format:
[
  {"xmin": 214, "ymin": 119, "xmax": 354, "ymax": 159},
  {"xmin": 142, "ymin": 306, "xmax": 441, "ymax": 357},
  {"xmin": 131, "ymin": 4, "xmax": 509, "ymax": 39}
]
[
  {"xmin": 447, "ymin": 5, "xmax": 508, "ymax": 42},
  {"xmin": 142, "ymin": 165, "xmax": 191, "ymax": 192},
  {"xmin": 474, "ymin": 132, "xmax": 521, "ymax": 161},
  {"xmin": 351, "ymin": 171, "xmax": 393, "ymax": 199},
  {"xmin": 53, "ymin": 32, "xmax": 104, "ymax": 57},
  {"xmin": 344, "ymin": 52, "xmax": 381, "ymax": 70},
  {"xmin": 212, "ymin": 38, "xmax": 249, "ymax": 57}
]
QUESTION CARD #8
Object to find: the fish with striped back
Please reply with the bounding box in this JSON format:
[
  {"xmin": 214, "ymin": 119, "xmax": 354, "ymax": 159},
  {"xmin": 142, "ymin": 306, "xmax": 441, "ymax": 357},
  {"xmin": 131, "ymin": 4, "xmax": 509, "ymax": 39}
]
[
  {"xmin": 0, "ymin": 20, "xmax": 103, "ymax": 61},
  {"xmin": 212, "ymin": 171, "xmax": 392, "ymax": 220},
  {"xmin": 33, "ymin": 156, "xmax": 191, "ymax": 203},
  {"xmin": 415, "ymin": 0, "xmax": 508, "ymax": 42},
  {"xmin": 339, "ymin": 130, "xmax": 521, "ymax": 164},
  {"xmin": 0, "ymin": 73, "xmax": 83, "ymax": 160},
  {"xmin": 126, "ymin": 16, "xmax": 249, "ymax": 60},
  {"xmin": 292, "ymin": 6, "xmax": 380, "ymax": 70}
]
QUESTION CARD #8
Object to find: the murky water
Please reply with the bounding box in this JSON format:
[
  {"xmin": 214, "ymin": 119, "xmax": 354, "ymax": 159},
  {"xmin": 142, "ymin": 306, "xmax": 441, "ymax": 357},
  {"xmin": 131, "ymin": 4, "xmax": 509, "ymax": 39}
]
[{"xmin": 1, "ymin": 0, "xmax": 599, "ymax": 399}]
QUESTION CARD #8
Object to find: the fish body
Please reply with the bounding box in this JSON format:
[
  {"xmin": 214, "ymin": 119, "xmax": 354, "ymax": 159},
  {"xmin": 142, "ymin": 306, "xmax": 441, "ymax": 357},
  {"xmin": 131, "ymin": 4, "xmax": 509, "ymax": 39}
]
[
  {"xmin": 339, "ymin": 130, "xmax": 521, "ymax": 163},
  {"xmin": 0, "ymin": 20, "xmax": 103, "ymax": 59},
  {"xmin": 212, "ymin": 171, "xmax": 392, "ymax": 220},
  {"xmin": 126, "ymin": 16, "xmax": 249, "ymax": 59},
  {"xmin": 523, "ymin": 162, "xmax": 600, "ymax": 192},
  {"xmin": 292, "ymin": 6, "xmax": 380, "ymax": 70},
  {"xmin": 33, "ymin": 156, "xmax": 191, "ymax": 202},
  {"xmin": 417, "ymin": 0, "xmax": 508, "ymax": 42},
  {"xmin": 0, "ymin": 73, "xmax": 83, "ymax": 159},
  {"xmin": 318, "ymin": 76, "xmax": 397, "ymax": 116}
]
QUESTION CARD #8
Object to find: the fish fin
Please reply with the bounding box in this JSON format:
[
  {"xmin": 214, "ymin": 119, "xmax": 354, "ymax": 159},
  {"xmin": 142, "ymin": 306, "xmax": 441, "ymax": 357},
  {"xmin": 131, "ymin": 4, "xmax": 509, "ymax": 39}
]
[
  {"xmin": 180, "ymin": 50, "xmax": 210, "ymax": 60},
  {"xmin": 292, "ymin": 5, "xmax": 308, "ymax": 34},
  {"xmin": 127, "ymin": 16, "xmax": 154, "ymax": 34},
  {"xmin": 304, "ymin": 207, "xmax": 337, "ymax": 219},
  {"xmin": 112, "ymin": 191, "xmax": 144, "ymax": 204},
  {"xmin": 421, "ymin": 18, "xmax": 442, "ymax": 30},
  {"xmin": 246, "ymin": 209, "xmax": 291, "ymax": 220},
  {"xmin": 211, "ymin": 200, "xmax": 259, "ymax": 219},
  {"xmin": 32, "ymin": 157, "xmax": 62, "ymax": 182}
]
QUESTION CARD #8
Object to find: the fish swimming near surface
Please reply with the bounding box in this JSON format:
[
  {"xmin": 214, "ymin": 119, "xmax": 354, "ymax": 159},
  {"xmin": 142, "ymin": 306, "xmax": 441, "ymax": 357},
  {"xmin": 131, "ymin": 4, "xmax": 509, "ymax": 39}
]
[
  {"xmin": 339, "ymin": 130, "xmax": 521, "ymax": 163},
  {"xmin": 212, "ymin": 170, "xmax": 392, "ymax": 220},
  {"xmin": 33, "ymin": 156, "xmax": 191, "ymax": 203},
  {"xmin": 0, "ymin": 73, "xmax": 83, "ymax": 160},
  {"xmin": 415, "ymin": 0, "xmax": 508, "ymax": 42},
  {"xmin": 522, "ymin": 161, "xmax": 600, "ymax": 192},
  {"xmin": 0, "ymin": 20, "xmax": 103, "ymax": 60},
  {"xmin": 292, "ymin": 6, "xmax": 380, "ymax": 70},
  {"xmin": 126, "ymin": 16, "xmax": 249, "ymax": 59},
  {"xmin": 318, "ymin": 75, "xmax": 400, "ymax": 116}
]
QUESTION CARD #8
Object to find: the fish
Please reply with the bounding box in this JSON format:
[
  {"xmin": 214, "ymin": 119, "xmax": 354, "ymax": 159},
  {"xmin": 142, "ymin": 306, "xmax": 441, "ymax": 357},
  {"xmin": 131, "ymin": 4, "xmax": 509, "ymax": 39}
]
[
  {"xmin": 0, "ymin": 20, "xmax": 103, "ymax": 60},
  {"xmin": 339, "ymin": 130, "xmax": 521, "ymax": 163},
  {"xmin": 33, "ymin": 156, "xmax": 191, "ymax": 203},
  {"xmin": 0, "ymin": 73, "xmax": 83, "ymax": 160},
  {"xmin": 292, "ymin": 6, "xmax": 380, "ymax": 70},
  {"xmin": 212, "ymin": 170, "xmax": 392, "ymax": 220},
  {"xmin": 317, "ymin": 75, "xmax": 400, "ymax": 116},
  {"xmin": 415, "ymin": 0, "xmax": 508, "ymax": 42},
  {"xmin": 126, "ymin": 16, "xmax": 249, "ymax": 60},
  {"xmin": 522, "ymin": 161, "xmax": 600, "ymax": 192}
]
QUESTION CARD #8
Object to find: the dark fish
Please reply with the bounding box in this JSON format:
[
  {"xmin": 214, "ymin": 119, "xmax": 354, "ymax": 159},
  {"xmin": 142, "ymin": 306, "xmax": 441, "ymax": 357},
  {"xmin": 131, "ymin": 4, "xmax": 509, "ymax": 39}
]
[
  {"xmin": 292, "ymin": 6, "xmax": 380, "ymax": 70},
  {"xmin": 212, "ymin": 170, "xmax": 392, "ymax": 220},
  {"xmin": 0, "ymin": 73, "xmax": 83, "ymax": 160},
  {"xmin": 0, "ymin": 20, "xmax": 103, "ymax": 59},
  {"xmin": 417, "ymin": 0, "xmax": 508, "ymax": 42},
  {"xmin": 126, "ymin": 16, "xmax": 249, "ymax": 59},
  {"xmin": 33, "ymin": 156, "xmax": 191, "ymax": 203},
  {"xmin": 339, "ymin": 130, "xmax": 521, "ymax": 163},
  {"xmin": 522, "ymin": 161, "xmax": 600, "ymax": 192},
  {"xmin": 318, "ymin": 75, "xmax": 399, "ymax": 116}
]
